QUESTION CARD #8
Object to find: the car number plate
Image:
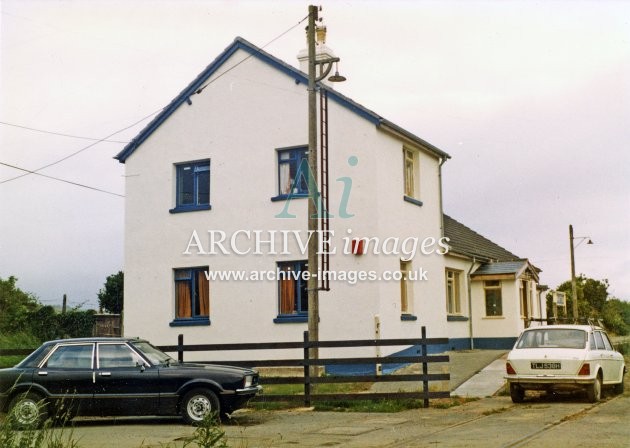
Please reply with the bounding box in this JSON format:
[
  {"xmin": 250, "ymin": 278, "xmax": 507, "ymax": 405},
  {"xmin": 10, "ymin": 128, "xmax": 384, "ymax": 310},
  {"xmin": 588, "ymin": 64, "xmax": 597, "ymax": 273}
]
[{"xmin": 531, "ymin": 362, "xmax": 561, "ymax": 370}]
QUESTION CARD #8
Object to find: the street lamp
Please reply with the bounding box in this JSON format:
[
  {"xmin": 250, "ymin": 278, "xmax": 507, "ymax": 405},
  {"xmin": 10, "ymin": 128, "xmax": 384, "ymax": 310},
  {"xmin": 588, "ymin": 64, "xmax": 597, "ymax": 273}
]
[
  {"xmin": 569, "ymin": 224, "xmax": 593, "ymax": 322},
  {"xmin": 306, "ymin": 4, "xmax": 346, "ymax": 367}
]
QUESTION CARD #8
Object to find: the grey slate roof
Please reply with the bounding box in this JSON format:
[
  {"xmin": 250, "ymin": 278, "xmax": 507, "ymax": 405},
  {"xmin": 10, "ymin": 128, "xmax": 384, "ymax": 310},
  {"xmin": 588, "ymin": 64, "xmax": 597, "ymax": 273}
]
[
  {"xmin": 443, "ymin": 214, "xmax": 520, "ymax": 262},
  {"xmin": 116, "ymin": 37, "xmax": 450, "ymax": 163},
  {"xmin": 471, "ymin": 260, "xmax": 528, "ymax": 276}
]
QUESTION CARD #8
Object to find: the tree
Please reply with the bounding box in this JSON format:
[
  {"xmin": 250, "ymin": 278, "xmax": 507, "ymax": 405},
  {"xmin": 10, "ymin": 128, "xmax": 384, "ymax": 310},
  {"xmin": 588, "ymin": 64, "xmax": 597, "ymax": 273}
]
[
  {"xmin": 554, "ymin": 275, "xmax": 609, "ymax": 319},
  {"xmin": 550, "ymin": 275, "xmax": 630, "ymax": 334},
  {"xmin": 602, "ymin": 299, "xmax": 630, "ymax": 336},
  {"xmin": 0, "ymin": 276, "xmax": 40, "ymax": 333},
  {"xmin": 98, "ymin": 271, "xmax": 124, "ymax": 314}
]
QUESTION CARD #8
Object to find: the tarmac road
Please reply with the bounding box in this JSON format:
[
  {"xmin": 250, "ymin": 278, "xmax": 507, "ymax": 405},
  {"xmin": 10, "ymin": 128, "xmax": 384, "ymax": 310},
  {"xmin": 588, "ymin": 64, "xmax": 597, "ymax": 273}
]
[{"xmin": 59, "ymin": 391, "xmax": 629, "ymax": 447}]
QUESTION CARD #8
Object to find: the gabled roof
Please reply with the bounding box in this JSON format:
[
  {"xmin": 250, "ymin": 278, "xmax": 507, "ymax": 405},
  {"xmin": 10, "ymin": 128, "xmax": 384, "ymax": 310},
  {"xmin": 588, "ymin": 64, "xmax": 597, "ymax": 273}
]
[
  {"xmin": 116, "ymin": 37, "xmax": 450, "ymax": 163},
  {"xmin": 471, "ymin": 260, "xmax": 540, "ymax": 282},
  {"xmin": 443, "ymin": 214, "xmax": 519, "ymax": 262}
]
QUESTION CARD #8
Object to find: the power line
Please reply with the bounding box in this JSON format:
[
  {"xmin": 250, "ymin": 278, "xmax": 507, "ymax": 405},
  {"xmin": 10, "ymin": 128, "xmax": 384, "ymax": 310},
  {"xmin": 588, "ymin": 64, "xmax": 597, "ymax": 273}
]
[
  {"xmin": 0, "ymin": 161, "xmax": 124, "ymax": 198},
  {"xmin": 0, "ymin": 108, "xmax": 162, "ymax": 185},
  {"xmin": 196, "ymin": 14, "xmax": 309, "ymax": 94},
  {"xmin": 0, "ymin": 121, "xmax": 130, "ymax": 143},
  {"xmin": 1, "ymin": 14, "xmax": 307, "ymax": 186}
]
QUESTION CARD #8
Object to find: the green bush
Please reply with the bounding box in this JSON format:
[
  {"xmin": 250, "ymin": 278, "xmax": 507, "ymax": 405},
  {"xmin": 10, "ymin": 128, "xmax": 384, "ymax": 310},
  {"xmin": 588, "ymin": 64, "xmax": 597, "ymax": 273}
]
[{"xmin": 0, "ymin": 332, "xmax": 41, "ymax": 368}]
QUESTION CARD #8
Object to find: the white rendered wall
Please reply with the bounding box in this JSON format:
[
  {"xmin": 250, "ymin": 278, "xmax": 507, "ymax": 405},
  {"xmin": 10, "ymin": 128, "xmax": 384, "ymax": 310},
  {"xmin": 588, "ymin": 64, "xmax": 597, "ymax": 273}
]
[{"xmin": 122, "ymin": 48, "xmax": 448, "ymax": 360}]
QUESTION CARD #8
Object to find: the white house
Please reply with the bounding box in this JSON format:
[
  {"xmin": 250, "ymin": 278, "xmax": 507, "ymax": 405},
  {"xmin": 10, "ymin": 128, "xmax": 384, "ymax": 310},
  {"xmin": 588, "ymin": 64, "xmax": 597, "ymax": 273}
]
[
  {"xmin": 115, "ymin": 36, "xmax": 451, "ymax": 359},
  {"xmin": 115, "ymin": 36, "xmax": 542, "ymax": 364},
  {"xmin": 443, "ymin": 215, "xmax": 546, "ymax": 350}
]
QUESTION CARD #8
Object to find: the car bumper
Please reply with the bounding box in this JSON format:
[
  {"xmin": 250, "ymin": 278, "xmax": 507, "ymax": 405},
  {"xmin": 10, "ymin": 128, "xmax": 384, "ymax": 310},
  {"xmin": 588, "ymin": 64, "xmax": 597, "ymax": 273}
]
[
  {"xmin": 235, "ymin": 385, "xmax": 262, "ymax": 395},
  {"xmin": 506, "ymin": 375, "xmax": 595, "ymax": 391}
]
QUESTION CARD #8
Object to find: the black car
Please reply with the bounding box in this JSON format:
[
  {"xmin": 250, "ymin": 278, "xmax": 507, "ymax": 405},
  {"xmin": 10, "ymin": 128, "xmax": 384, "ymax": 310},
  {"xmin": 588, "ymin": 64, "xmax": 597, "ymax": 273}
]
[{"xmin": 0, "ymin": 337, "xmax": 261, "ymax": 427}]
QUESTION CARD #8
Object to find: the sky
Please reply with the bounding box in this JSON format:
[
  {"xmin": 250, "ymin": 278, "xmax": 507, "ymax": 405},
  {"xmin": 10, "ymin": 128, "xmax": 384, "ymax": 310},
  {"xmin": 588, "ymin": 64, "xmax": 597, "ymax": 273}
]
[{"xmin": 1, "ymin": 0, "xmax": 629, "ymax": 309}]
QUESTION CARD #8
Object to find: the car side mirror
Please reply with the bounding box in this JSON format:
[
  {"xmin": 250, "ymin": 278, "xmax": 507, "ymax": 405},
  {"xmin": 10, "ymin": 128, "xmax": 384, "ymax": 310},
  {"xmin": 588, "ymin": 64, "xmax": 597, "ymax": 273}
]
[{"xmin": 136, "ymin": 361, "xmax": 146, "ymax": 372}]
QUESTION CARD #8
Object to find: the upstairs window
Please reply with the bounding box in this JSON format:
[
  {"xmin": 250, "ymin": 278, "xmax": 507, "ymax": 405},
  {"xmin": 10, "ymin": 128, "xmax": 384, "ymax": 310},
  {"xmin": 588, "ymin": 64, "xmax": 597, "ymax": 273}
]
[
  {"xmin": 277, "ymin": 147, "xmax": 308, "ymax": 197},
  {"xmin": 171, "ymin": 160, "xmax": 210, "ymax": 213},
  {"xmin": 403, "ymin": 147, "xmax": 422, "ymax": 206},
  {"xmin": 404, "ymin": 148, "xmax": 416, "ymax": 197}
]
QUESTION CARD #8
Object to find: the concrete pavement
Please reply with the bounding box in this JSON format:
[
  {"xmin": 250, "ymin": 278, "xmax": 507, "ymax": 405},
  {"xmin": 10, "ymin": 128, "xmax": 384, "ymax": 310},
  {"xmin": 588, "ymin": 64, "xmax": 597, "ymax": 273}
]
[
  {"xmin": 452, "ymin": 353, "xmax": 508, "ymax": 397},
  {"xmin": 64, "ymin": 393, "xmax": 630, "ymax": 447},
  {"xmin": 370, "ymin": 349, "xmax": 507, "ymax": 395}
]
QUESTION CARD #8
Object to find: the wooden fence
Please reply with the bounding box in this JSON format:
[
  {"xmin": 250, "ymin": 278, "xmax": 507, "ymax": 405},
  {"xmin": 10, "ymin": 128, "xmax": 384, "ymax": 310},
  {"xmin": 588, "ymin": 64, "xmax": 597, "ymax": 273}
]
[{"xmin": 159, "ymin": 327, "xmax": 450, "ymax": 407}]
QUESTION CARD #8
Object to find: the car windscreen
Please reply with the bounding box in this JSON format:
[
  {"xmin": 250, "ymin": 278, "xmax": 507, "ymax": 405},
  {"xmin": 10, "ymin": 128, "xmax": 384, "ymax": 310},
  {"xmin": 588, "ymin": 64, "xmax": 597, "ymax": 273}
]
[
  {"xmin": 516, "ymin": 329, "xmax": 587, "ymax": 349},
  {"xmin": 131, "ymin": 341, "xmax": 175, "ymax": 365}
]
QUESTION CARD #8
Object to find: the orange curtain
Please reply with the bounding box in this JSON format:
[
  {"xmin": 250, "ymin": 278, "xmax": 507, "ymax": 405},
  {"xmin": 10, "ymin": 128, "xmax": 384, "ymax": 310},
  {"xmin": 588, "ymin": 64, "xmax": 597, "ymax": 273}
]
[
  {"xmin": 176, "ymin": 282, "xmax": 192, "ymax": 318},
  {"xmin": 279, "ymin": 266, "xmax": 295, "ymax": 314},
  {"xmin": 197, "ymin": 271, "xmax": 210, "ymax": 316}
]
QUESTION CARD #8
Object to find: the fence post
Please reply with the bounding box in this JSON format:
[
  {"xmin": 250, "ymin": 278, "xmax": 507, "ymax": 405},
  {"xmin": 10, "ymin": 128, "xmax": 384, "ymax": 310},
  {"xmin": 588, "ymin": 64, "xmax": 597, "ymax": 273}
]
[
  {"xmin": 303, "ymin": 330, "xmax": 311, "ymax": 407},
  {"xmin": 178, "ymin": 334, "xmax": 184, "ymax": 363},
  {"xmin": 421, "ymin": 326, "xmax": 429, "ymax": 407}
]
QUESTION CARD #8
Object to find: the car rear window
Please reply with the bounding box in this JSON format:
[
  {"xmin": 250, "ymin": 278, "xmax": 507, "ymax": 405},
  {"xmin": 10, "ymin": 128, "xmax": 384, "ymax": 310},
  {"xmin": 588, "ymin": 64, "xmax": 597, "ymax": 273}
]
[{"xmin": 516, "ymin": 329, "xmax": 587, "ymax": 349}]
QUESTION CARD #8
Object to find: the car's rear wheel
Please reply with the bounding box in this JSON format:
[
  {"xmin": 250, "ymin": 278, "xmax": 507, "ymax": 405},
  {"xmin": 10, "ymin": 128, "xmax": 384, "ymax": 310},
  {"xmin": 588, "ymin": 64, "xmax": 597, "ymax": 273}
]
[
  {"xmin": 181, "ymin": 388, "xmax": 220, "ymax": 425},
  {"xmin": 613, "ymin": 378, "xmax": 624, "ymax": 394},
  {"xmin": 586, "ymin": 374, "xmax": 602, "ymax": 403},
  {"xmin": 8, "ymin": 392, "xmax": 48, "ymax": 429},
  {"xmin": 510, "ymin": 384, "xmax": 525, "ymax": 403}
]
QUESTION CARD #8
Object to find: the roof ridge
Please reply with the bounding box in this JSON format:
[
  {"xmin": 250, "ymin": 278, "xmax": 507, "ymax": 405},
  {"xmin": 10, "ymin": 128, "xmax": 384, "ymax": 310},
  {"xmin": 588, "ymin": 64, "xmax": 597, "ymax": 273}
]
[{"xmin": 116, "ymin": 36, "xmax": 449, "ymax": 162}]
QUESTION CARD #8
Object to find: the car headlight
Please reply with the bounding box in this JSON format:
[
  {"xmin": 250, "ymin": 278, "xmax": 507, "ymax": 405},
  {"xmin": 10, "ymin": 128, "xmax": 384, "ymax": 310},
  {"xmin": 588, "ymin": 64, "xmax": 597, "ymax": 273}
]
[{"xmin": 244, "ymin": 375, "xmax": 253, "ymax": 388}]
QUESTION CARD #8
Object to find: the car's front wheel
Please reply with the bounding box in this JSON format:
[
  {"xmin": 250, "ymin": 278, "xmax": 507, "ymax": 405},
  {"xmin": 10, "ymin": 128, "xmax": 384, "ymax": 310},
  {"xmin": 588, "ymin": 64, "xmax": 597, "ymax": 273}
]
[
  {"xmin": 510, "ymin": 384, "xmax": 525, "ymax": 403},
  {"xmin": 181, "ymin": 388, "xmax": 220, "ymax": 425},
  {"xmin": 586, "ymin": 374, "xmax": 602, "ymax": 403},
  {"xmin": 8, "ymin": 392, "xmax": 48, "ymax": 429}
]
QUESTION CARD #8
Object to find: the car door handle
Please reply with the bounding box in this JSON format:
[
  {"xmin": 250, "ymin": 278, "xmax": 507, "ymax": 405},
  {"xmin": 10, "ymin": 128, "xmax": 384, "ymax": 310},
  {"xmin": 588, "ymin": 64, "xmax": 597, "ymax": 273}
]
[
  {"xmin": 38, "ymin": 371, "xmax": 48, "ymax": 376},
  {"xmin": 99, "ymin": 372, "xmax": 111, "ymax": 377}
]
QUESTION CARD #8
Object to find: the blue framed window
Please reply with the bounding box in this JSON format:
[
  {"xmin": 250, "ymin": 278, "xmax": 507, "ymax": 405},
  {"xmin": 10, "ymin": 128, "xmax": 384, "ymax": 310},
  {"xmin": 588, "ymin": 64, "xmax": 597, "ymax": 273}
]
[
  {"xmin": 274, "ymin": 260, "xmax": 308, "ymax": 323},
  {"xmin": 170, "ymin": 160, "xmax": 210, "ymax": 213},
  {"xmin": 276, "ymin": 147, "xmax": 308, "ymax": 199},
  {"xmin": 171, "ymin": 267, "xmax": 210, "ymax": 326}
]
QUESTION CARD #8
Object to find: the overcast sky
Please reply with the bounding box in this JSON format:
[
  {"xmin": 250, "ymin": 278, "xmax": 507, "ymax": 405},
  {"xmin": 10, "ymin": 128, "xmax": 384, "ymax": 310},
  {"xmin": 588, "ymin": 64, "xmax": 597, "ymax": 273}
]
[{"xmin": 1, "ymin": 0, "xmax": 629, "ymax": 309}]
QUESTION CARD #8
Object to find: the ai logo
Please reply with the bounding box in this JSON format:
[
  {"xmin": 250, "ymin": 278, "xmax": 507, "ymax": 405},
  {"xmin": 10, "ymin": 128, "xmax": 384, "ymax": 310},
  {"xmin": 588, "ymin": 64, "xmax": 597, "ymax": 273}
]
[{"xmin": 275, "ymin": 155, "xmax": 358, "ymax": 219}]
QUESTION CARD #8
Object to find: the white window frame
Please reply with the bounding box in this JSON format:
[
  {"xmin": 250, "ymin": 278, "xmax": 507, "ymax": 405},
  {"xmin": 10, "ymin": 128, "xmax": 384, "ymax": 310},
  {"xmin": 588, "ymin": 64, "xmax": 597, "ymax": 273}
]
[{"xmin": 446, "ymin": 269, "xmax": 462, "ymax": 315}]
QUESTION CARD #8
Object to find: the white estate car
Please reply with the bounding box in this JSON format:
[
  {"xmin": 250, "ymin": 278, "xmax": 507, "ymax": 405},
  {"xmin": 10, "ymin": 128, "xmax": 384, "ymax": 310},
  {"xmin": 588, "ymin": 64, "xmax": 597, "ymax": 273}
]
[{"xmin": 505, "ymin": 325, "xmax": 626, "ymax": 403}]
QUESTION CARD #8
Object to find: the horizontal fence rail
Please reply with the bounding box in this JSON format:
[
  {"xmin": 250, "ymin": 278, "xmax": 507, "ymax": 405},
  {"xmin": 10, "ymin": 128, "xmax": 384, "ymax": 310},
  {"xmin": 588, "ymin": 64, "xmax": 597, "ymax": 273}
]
[
  {"xmin": 0, "ymin": 327, "xmax": 451, "ymax": 407},
  {"xmin": 161, "ymin": 326, "xmax": 450, "ymax": 407}
]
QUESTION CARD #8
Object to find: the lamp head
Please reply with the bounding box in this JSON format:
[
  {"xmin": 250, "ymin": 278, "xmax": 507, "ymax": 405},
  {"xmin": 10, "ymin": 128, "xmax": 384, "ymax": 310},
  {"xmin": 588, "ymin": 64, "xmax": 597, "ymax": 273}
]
[
  {"xmin": 328, "ymin": 61, "xmax": 346, "ymax": 82},
  {"xmin": 328, "ymin": 71, "xmax": 346, "ymax": 82}
]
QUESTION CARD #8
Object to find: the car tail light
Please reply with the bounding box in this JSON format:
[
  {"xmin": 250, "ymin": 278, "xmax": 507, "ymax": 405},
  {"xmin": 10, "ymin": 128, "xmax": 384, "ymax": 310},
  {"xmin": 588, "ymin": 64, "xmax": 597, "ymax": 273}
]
[
  {"xmin": 506, "ymin": 362, "xmax": 516, "ymax": 375},
  {"xmin": 578, "ymin": 363, "xmax": 590, "ymax": 375}
]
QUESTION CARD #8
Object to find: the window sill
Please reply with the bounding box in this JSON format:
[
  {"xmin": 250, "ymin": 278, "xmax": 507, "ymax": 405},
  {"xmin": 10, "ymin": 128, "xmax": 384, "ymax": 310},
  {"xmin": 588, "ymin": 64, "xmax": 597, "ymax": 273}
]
[
  {"xmin": 482, "ymin": 316, "xmax": 505, "ymax": 320},
  {"xmin": 270, "ymin": 194, "xmax": 308, "ymax": 202},
  {"xmin": 447, "ymin": 315, "xmax": 469, "ymax": 322},
  {"xmin": 401, "ymin": 314, "xmax": 418, "ymax": 321},
  {"xmin": 169, "ymin": 205, "xmax": 211, "ymax": 214},
  {"xmin": 403, "ymin": 195, "xmax": 423, "ymax": 207},
  {"xmin": 169, "ymin": 318, "xmax": 210, "ymax": 327},
  {"xmin": 273, "ymin": 315, "xmax": 308, "ymax": 324}
]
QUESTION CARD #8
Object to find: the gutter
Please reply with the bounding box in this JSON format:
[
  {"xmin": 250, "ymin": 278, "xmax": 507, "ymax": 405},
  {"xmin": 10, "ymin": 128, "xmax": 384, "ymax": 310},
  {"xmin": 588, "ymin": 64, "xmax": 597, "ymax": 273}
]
[{"xmin": 438, "ymin": 157, "xmax": 447, "ymax": 237}]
